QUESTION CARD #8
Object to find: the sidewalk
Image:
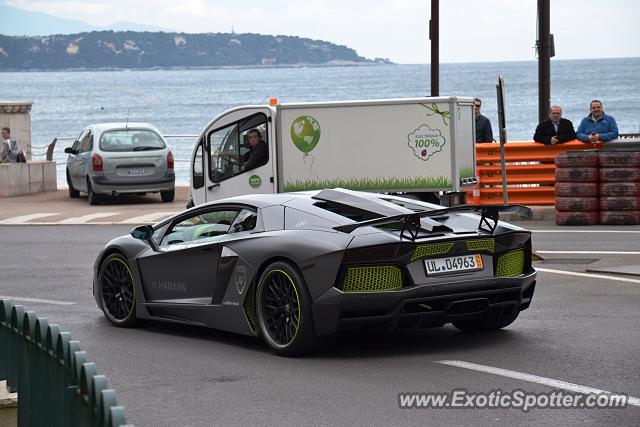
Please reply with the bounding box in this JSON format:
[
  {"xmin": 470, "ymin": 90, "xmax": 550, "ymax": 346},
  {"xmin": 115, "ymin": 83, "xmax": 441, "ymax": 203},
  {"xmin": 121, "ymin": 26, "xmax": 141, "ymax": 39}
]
[
  {"xmin": 0, "ymin": 188, "xmax": 559, "ymax": 225},
  {"xmin": 0, "ymin": 187, "xmax": 189, "ymax": 225}
]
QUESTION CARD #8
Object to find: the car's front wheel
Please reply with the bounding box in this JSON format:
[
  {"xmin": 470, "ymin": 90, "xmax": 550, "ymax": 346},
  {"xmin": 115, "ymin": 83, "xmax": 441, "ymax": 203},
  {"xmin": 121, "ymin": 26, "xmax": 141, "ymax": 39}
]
[
  {"xmin": 256, "ymin": 261, "xmax": 316, "ymax": 356},
  {"xmin": 98, "ymin": 253, "xmax": 138, "ymax": 327},
  {"xmin": 452, "ymin": 306, "xmax": 520, "ymax": 332}
]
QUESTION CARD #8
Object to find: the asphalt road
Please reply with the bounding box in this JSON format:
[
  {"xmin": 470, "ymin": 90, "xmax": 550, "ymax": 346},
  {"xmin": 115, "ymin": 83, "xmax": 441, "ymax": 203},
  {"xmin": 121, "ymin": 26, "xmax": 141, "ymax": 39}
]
[{"xmin": 1, "ymin": 224, "xmax": 639, "ymax": 426}]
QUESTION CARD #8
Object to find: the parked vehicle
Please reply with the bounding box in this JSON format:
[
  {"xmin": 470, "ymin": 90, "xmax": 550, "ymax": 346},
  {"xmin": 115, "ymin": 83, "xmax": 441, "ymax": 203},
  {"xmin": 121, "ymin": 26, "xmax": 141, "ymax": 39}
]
[
  {"xmin": 187, "ymin": 97, "xmax": 477, "ymax": 208},
  {"xmin": 93, "ymin": 189, "xmax": 535, "ymax": 356},
  {"xmin": 64, "ymin": 123, "xmax": 175, "ymax": 205}
]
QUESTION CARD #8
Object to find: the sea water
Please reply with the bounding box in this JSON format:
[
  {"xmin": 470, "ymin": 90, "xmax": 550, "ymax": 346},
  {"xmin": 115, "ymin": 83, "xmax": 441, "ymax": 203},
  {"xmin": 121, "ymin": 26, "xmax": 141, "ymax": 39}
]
[{"xmin": 1, "ymin": 57, "xmax": 639, "ymax": 185}]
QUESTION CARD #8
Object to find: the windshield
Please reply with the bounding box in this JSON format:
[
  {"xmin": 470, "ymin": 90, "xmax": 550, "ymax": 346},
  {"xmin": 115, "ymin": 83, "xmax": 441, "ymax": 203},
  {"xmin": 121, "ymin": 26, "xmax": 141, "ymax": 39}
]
[{"xmin": 99, "ymin": 129, "xmax": 166, "ymax": 152}]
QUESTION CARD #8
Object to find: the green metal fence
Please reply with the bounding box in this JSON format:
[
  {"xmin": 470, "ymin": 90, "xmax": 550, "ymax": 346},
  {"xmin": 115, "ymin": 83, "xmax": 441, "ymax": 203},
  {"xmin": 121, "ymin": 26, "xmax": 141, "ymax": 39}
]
[{"xmin": 0, "ymin": 298, "xmax": 131, "ymax": 426}]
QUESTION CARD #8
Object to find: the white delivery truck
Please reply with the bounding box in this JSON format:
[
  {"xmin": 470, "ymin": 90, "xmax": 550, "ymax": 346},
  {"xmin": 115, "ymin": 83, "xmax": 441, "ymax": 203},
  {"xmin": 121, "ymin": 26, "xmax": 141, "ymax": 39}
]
[{"xmin": 187, "ymin": 97, "xmax": 477, "ymax": 207}]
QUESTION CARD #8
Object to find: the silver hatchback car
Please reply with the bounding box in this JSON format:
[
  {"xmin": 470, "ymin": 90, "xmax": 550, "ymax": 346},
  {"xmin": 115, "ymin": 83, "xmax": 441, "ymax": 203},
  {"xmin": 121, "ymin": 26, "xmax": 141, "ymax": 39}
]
[{"xmin": 64, "ymin": 123, "xmax": 175, "ymax": 205}]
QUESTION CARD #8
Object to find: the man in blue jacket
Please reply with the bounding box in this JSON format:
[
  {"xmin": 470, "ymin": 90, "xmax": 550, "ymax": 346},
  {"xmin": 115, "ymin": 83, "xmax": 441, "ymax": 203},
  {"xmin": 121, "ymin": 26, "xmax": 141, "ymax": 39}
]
[{"xmin": 576, "ymin": 100, "xmax": 619, "ymax": 143}]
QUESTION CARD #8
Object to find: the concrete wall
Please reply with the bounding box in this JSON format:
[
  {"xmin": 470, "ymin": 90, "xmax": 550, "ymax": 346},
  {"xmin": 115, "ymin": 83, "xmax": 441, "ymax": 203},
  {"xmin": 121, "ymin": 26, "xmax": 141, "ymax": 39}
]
[
  {"xmin": 0, "ymin": 161, "xmax": 57, "ymax": 197},
  {"xmin": 0, "ymin": 102, "xmax": 33, "ymax": 160}
]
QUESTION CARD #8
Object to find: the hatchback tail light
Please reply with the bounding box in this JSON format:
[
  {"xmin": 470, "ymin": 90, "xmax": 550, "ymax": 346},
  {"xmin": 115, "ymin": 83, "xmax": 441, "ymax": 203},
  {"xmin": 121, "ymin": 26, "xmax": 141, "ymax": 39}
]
[
  {"xmin": 167, "ymin": 151, "xmax": 174, "ymax": 169},
  {"xmin": 92, "ymin": 153, "xmax": 103, "ymax": 172}
]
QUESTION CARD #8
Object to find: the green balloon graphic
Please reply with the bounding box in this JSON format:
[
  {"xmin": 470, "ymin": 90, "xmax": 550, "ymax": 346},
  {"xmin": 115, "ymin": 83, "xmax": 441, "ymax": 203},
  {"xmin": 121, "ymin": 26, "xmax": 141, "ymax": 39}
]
[{"xmin": 290, "ymin": 116, "xmax": 321, "ymax": 154}]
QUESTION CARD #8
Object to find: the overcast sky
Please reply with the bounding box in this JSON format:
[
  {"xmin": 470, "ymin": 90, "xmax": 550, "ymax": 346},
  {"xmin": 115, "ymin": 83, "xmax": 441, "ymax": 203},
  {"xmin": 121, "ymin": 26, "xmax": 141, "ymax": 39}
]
[{"xmin": 6, "ymin": 0, "xmax": 640, "ymax": 63}]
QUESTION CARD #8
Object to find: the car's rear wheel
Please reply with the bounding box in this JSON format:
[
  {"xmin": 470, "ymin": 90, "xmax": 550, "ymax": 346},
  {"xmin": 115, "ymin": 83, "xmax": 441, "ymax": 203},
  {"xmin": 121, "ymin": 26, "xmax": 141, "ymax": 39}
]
[
  {"xmin": 98, "ymin": 253, "xmax": 137, "ymax": 327},
  {"xmin": 452, "ymin": 306, "xmax": 520, "ymax": 332},
  {"xmin": 161, "ymin": 189, "xmax": 175, "ymax": 203},
  {"xmin": 87, "ymin": 179, "xmax": 101, "ymax": 205},
  {"xmin": 256, "ymin": 261, "xmax": 315, "ymax": 356},
  {"xmin": 66, "ymin": 169, "xmax": 80, "ymax": 198}
]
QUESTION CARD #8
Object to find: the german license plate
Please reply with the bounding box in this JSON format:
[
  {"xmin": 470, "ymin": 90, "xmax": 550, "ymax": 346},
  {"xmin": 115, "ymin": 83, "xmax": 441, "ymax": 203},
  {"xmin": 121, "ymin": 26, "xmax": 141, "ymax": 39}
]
[
  {"xmin": 127, "ymin": 167, "xmax": 145, "ymax": 175},
  {"xmin": 424, "ymin": 254, "xmax": 483, "ymax": 275}
]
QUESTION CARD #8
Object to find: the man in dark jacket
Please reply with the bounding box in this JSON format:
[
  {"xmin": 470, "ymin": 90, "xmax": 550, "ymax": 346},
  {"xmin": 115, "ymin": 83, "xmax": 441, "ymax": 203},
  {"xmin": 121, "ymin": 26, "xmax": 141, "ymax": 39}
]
[
  {"xmin": 241, "ymin": 129, "xmax": 268, "ymax": 172},
  {"xmin": 474, "ymin": 98, "xmax": 493, "ymax": 143},
  {"xmin": 533, "ymin": 105, "xmax": 577, "ymax": 145}
]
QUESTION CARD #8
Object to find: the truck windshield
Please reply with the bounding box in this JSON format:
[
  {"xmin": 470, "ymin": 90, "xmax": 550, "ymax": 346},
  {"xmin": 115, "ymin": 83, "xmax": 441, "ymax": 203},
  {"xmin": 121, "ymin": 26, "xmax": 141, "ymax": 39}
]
[{"xmin": 99, "ymin": 129, "xmax": 166, "ymax": 152}]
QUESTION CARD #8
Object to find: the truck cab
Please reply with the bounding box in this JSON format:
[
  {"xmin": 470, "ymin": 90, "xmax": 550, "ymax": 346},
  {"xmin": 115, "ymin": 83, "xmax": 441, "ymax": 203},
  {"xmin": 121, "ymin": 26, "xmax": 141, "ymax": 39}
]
[{"xmin": 189, "ymin": 97, "xmax": 477, "ymax": 207}]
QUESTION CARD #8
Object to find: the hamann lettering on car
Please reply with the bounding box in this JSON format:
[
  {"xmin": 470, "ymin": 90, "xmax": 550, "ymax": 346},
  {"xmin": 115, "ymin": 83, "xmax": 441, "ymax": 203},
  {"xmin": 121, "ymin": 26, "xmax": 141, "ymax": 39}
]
[{"xmin": 152, "ymin": 280, "xmax": 187, "ymax": 292}]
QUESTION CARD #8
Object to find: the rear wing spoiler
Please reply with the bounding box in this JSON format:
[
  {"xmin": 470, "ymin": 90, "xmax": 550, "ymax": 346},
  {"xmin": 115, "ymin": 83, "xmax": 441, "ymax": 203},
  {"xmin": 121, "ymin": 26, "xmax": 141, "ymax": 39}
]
[{"xmin": 333, "ymin": 204, "xmax": 532, "ymax": 237}]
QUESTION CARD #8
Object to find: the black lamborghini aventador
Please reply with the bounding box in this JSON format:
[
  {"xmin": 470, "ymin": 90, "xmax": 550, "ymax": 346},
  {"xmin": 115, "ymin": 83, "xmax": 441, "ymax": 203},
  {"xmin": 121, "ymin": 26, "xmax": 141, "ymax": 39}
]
[{"xmin": 93, "ymin": 189, "xmax": 536, "ymax": 355}]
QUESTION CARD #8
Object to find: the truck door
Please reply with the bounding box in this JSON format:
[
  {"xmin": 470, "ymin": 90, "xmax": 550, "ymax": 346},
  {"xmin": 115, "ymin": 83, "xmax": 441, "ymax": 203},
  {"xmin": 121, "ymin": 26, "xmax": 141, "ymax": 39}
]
[{"xmin": 203, "ymin": 107, "xmax": 276, "ymax": 203}]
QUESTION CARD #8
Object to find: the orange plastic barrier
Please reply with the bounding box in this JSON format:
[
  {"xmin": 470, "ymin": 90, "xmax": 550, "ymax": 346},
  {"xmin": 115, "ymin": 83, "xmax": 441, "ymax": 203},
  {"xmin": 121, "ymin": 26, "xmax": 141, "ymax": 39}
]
[{"xmin": 466, "ymin": 140, "xmax": 603, "ymax": 206}]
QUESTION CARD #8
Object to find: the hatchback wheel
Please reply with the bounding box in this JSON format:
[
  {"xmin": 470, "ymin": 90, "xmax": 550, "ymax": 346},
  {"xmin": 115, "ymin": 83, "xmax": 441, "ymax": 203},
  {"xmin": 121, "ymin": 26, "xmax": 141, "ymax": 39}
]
[
  {"xmin": 87, "ymin": 179, "xmax": 101, "ymax": 205},
  {"xmin": 67, "ymin": 169, "xmax": 79, "ymax": 198},
  {"xmin": 161, "ymin": 189, "xmax": 175, "ymax": 203}
]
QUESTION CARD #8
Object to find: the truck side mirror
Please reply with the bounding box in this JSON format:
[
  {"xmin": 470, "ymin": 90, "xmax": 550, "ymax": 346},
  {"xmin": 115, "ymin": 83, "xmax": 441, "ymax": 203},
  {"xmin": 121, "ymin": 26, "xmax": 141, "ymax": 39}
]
[{"xmin": 64, "ymin": 147, "xmax": 76, "ymax": 154}]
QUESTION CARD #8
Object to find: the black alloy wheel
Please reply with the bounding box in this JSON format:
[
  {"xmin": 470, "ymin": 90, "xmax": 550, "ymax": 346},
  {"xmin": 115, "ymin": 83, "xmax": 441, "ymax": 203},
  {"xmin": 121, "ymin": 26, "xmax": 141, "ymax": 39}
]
[
  {"xmin": 256, "ymin": 261, "xmax": 315, "ymax": 356},
  {"xmin": 99, "ymin": 254, "xmax": 137, "ymax": 327}
]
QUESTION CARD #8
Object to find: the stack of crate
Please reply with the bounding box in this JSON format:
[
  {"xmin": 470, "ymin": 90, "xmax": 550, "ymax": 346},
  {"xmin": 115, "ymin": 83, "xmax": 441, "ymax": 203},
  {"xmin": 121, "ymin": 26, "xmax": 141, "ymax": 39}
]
[
  {"xmin": 598, "ymin": 152, "xmax": 640, "ymax": 225},
  {"xmin": 554, "ymin": 151, "xmax": 600, "ymax": 225}
]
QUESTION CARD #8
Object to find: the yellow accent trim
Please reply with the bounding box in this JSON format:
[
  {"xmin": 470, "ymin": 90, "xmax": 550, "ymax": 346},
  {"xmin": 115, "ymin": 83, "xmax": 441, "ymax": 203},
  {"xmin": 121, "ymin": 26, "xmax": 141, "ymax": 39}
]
[
  {"xmin": 412, "ymin": 242, "xmax": 454, "ymax": 261},
  {"xmin": 342, "ymin": 265, "xmax": 403, "ymax": 292},
  {"xmin": 496, "ymin": 249, "xmax": 525, "ymax": 277},
  {"xmin": 466, "ymin": 239, "xmax": 495, "ymax": 253}
]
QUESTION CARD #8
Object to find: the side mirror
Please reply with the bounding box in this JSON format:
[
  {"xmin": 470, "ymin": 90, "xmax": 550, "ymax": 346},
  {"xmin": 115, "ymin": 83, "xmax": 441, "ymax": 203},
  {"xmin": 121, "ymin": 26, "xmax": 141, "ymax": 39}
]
[
  {"xmin": 130, "ymin": 225, "xmax": 154, "ymax": 241},
  {"xmin": 64, "ymin": 147, "xmax": 75, "ymax": 154}
]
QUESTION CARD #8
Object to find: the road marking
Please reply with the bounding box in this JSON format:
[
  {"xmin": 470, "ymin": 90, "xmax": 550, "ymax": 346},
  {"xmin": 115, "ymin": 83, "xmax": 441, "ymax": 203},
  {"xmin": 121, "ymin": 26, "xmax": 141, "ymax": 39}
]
[
  {"xmin": 531, "ymin": 230, "xmax": 640, "ymax": 234},
  {"xmin": 0, "ymin": 296, "xmax": 75, "ymax": 306},
  {"xmin": 120, "ymin": 211, "xmax": 178, "ymax": 224},
  {"xmin": 536, "ymin": 267, "xmax": 640, "ymax": 284},
  {"xmin": 0, "ymin": 213, "xmax": 59, "ymax": 224},
  {"xmin": 437, "ymin": 360, "xmax": 640, "ymax": 407},
  {"xmin": 537, "ymin": 250, "xmax": 640, "ymax": 255},
  {"xmin": 59, "ymin": 212, "xmax": 121, "ymax": 224}
]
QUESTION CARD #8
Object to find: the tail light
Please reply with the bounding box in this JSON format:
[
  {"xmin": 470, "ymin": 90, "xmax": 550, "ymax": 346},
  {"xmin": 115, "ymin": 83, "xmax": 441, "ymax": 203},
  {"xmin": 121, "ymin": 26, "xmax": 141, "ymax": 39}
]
[
  {"xmin": 167, "ymin": 151, "xmax": 174, "ymax": 169},
  {"xmin": 91, "ymin": 153, "xmax": 103, "ymax": 172}
]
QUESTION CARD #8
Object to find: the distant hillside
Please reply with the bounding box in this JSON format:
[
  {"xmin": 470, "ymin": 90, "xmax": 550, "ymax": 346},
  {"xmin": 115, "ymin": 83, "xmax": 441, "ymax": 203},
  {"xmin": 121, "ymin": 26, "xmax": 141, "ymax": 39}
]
[
  {"xmin": 0, "ymin": 31, "xmax": 386, "ymax": 70},
  {"xmin": 0, "ymin": 3, "xmax": 170, "ymax": 35}
]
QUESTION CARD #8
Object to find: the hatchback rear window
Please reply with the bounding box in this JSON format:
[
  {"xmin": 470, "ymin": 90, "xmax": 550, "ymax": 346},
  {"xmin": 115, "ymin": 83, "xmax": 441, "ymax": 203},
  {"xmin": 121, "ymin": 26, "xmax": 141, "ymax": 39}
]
[{"xmin": 99, "ymin": 129, "xmax": 166, "ymax": 152}]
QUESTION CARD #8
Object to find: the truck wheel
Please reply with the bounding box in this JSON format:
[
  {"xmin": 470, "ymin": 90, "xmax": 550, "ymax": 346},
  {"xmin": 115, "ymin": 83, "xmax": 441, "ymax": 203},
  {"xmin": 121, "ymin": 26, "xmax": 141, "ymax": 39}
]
[
  {"xmin": 256, "ymin": 261, "xmax": 317, "ymax": 356},
  {"xmin": 555, "ymin": 167, "xmax": 598, "ymax": 182},
  {"xmin": 555, "ymin": 211, "xmax": 598, "ymax": 226},
  {"xmin": 554, "ymin": 182, "xmax": 598, "ymax": 197},
  {"xmin": 452, "ymin": 306, "xmax": 520, "ymax": 332},
  {"xmin": 599, "ymin": 168, "xmax": 640, "ymax": 182},
  {"xmin": 599, "ymin": 152, "xmax": 640, "ymax": 168},
  {"xmin": 599, "ymin": 211, "xmax": 640, "ymax": 225},
  {"xmin": 67, "ymin": 169, "xmax": 80, "ymax": 198},
  {"xmin": 555, "ymin": 151, "xmax": 599, "ymax": 168},
  {"xmin": 161, "ymin": 189, "xmax": 175, "ymax": 203},
  {"xmin": 599, "ymin": 197, "xmax": 640, "ymax": 211},
  {"xmin": 599, "ymin": 182, "xmax": 640, "ymax": 197},
  {"xmin": 87, "ymin": 179, "xmax": 101, "ymax": 205},
  {"xmin": 555, "ymin": 197, "xmax": 598, "ymax": 212}
]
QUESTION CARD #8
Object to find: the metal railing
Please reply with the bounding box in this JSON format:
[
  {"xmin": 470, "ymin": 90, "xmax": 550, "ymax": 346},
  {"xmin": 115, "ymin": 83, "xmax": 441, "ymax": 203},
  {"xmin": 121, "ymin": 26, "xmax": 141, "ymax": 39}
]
[
  {"xmin": 35, "ymin": 135, "xmax": 198, "ymax": 164},
  {"xmin": 0, "ymin": 298, "xmax": 131, "ymax": 427}
]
